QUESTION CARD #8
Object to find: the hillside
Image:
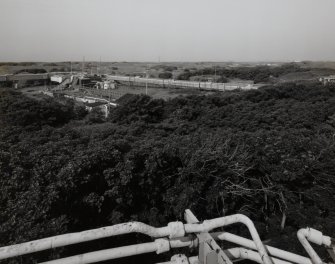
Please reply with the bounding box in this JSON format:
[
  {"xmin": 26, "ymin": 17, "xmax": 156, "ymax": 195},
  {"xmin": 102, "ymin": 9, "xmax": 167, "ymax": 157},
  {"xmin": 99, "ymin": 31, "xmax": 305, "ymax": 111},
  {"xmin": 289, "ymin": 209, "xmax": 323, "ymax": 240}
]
[{"xmin": 1, "ymin": 81, "xmax": 335, "ymax": 263}]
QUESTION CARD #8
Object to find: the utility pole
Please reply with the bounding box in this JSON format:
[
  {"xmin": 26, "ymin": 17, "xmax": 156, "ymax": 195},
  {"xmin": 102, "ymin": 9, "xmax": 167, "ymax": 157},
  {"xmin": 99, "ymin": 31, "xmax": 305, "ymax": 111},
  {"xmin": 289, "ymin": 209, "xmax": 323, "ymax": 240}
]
[
  {"xmin": 82, "ymin": 56, "xmax": 85, "ymax": 74},
  {"xmin": 214, "ymin": 64, "xmax": 216, "ymax": 79},
  {"xmin": 145, "ymin": 70, "xmax": 148, "ymax": 95},
  {"xmin": 108, "ymin": 82, "xmax": 111, "ymax": 115},
  {"xmin": 99, "ymin": 56, "xmax": 102, "ymax": 75}
]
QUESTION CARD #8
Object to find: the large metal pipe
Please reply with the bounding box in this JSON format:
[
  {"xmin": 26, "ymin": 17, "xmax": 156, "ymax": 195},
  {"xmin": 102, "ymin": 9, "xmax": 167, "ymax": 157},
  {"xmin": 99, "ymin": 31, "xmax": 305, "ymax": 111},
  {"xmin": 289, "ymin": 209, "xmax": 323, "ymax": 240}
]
[
  {"xmin": 0, "ymin": 215, "xmax": 270, "ymax": 263},
  {"xmin": 184, "ymin": 214, "xmax": 273, "ymax": 264},
  {"xmin": 0, "ymin": 222, "xmax": 172, "ymax": 260},
  {"xmin": 0, "ymin": 217, "xmax": 324, "ymax": 264},
  {"xmin": 39, "ymin": 241, "xmax": 159, "ymax": 264},
  {"xmin": 225, "ymin": 248, "xmax": 291, "ymax": 264},
  {"xmin": 39, "ymin": 232, "xmax": 312, "ymax": 264},
  {"xmin": 156, "ymin": 254, "xmax": 199, "ymax": 264},
  {"xmin": 39, "ymin": 237, "xmax": 196, "ymax": 264},
  {"xmin": 297, "ymin": 228, "xmax": 331, "ymax": 264},
  {"xmin": 158, "ymin": 248, "xmax": 293, "ymax": 264},
  {"xmin": 212, "ymin": 232, "xmax": 312, "ymax": 264}
]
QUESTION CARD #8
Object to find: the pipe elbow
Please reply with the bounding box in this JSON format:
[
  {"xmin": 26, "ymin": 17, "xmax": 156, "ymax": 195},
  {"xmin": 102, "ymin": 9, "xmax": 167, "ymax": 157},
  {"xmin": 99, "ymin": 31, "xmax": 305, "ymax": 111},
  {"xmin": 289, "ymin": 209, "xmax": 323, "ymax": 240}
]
[
  {"xmin": 234, "ymin": 214, "xmax": 255, "ymax": 229},
  {"xmin": 297, "ymin": 228, "xmax": 324, "ymax": 264},
  {"xmin": 297, "ymin": 228, "xmax": 308, "ymax": 242},
  {"xmin": 298, "ymin": 228, "xmax": 332, "ymax": 248}
]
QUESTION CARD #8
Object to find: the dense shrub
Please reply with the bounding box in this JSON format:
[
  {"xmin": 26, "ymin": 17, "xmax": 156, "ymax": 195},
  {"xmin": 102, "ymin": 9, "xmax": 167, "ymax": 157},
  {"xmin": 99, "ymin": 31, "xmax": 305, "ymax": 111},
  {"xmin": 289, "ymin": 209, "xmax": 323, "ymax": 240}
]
[
  {"xmin": 158, "ymin": 72, "xmax": 172, "ymax": 79},
  {"xmin": 14, "ymin": 68, "xmax": 47, "ymax": 74},
  {"xmin": 176, "ymin": 63, "xmax": 308, "ymax": 82},
  {"xmin": 1, "ymin": 82, "xmax": 335, "ymax": 263}
]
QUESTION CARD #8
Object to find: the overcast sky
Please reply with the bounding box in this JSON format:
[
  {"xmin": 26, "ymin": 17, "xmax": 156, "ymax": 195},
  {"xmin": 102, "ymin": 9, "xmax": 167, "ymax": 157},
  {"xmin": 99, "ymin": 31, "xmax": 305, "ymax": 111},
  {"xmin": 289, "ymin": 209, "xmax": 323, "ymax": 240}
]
[{"xmin": 0, "ymin": 0, "xmax": 335, "ymax": 62}]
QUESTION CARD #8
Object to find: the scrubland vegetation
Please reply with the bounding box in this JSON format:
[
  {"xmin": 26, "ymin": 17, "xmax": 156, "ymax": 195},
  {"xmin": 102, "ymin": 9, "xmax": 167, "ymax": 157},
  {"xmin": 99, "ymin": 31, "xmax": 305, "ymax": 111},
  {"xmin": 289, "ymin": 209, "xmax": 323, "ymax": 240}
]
[{"xmin": 1, "ymin": 81, "xmax": 335, "ymax": 263}]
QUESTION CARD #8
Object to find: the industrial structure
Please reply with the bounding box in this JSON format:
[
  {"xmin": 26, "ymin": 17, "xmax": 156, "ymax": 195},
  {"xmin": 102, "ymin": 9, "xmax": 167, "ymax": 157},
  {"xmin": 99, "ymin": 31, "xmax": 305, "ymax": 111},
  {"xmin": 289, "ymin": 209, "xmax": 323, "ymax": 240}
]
[
  {"xmin": 107, "ymin": 75, "xmax": 257, "ymax": 91},
  {"xmin": 0, "ymin": 72, "xmax": 260, "ymax": 116},
  {"xmin": 0, "ymin": 209, "xmax": 333, "ymax": 264},
  {"xmin": 0, "ymin": 73, "xmax": 258, "ymax": 91},
  {"xmin": 319, "ymin": 75, "xmax": 335, "ymax": 85},
  {"xmin": 0, "ymin": 73, "xmax": 49, "ymax": 88}
]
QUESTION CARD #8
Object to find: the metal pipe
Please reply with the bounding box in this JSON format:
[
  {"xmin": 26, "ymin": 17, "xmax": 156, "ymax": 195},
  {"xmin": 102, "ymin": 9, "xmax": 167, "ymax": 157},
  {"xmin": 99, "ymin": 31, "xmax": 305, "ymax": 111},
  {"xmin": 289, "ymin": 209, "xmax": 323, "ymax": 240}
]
[
  {"xmin": 184, "ymin": 214, "xmax": 273, "ymax": 264},
  {"xmin": 0, "ymin": 222, "xmax": 171, "ymax": 260},
  {"xmin": 156, "ymin": 254, "xmax": 198, "ymax": 264},
  {"xmin": 297, "ymin": 228, "xmax": 331, "ymax": 264},
  {"xmin": 158, "ymin": 248, "xmax": 293, "ymax": 264},
  {"xmin": 211, "ymin": 232, "xmax": 312, "ymax": 264},
  {"xmin": 0, "ymin": 216, "xmax": 324, "ymax": 264},
  {"xmin": 39, "ymin": 241, "xmax": 158, "ymax": 264},
  {"xmin": 40, "ymin": 237, "xmax": 195, "ymax": 264},
  {"xmin": 224, "ymin": 248, "xmax": 291, "ymax": 264}
]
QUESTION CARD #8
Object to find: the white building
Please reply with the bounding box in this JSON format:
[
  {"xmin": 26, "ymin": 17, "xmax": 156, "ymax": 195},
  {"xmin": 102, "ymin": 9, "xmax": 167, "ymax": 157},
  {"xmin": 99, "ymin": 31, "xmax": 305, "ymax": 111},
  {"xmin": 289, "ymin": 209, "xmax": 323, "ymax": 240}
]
[
  {"xmin": 50, "ymin": 75, "xmax": 64, "ymax": 83},
  {"xmin": 319, "ymin": 75, "xmax": 335, "ymax": 85},
  {"xmin": 85, "ymin": 102, "xmax": 109, "ymax": 118},
  {"xmin": 95, "ymin": 81, "xmax": 116, "ymax": 90}
]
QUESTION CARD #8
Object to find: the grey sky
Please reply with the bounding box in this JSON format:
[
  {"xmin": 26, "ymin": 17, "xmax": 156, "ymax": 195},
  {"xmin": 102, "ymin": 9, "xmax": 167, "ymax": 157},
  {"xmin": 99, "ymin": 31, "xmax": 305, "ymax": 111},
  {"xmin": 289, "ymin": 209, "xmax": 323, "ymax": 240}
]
[{"xmin": 0, "ymin": 0, "xmax": 334, "ymax": 62}]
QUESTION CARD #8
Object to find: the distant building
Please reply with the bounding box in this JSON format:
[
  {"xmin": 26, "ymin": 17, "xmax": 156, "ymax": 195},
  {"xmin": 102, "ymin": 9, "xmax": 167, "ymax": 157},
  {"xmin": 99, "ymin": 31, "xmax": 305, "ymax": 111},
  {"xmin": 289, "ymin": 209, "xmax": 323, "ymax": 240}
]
[
  {"xmin": 95, "ymin": 81, "xmax": 116, "ymax": 90},
  {"xmin": 84, "ymin": 101, "xmax": 109, "ymax": 118},
  {"xmin": 50, "ymin": 75, "xmax": 64, "ymax": 83},
  {"xmin": 319, "ymin": 75, "xmax": 335, "ymax": 85}
]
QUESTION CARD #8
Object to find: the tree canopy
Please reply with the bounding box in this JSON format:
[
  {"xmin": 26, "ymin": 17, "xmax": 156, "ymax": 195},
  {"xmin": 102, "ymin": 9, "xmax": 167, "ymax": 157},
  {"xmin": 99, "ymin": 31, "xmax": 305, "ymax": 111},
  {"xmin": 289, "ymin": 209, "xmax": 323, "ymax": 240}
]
[{"xmin": 1, "ymin": 81, "xmax": 335, "ymax": 263}]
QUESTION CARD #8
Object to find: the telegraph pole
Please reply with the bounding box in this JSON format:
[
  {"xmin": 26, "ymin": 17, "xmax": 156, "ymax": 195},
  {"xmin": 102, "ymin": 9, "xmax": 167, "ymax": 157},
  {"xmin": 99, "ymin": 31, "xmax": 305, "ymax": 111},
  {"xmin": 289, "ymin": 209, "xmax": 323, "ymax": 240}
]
[
  {"xmin": 214, "ymin": 64, "xmax": 216, "ymax": 79},
  {"xmin": 145, "ymin": 70, "xmax": 148, "ymax": 95},
  {"xmin": 99, "ymin": 56, "xmax": 102, "ymax": 75},
  {"xmin": 82, "ymin": 56, "xmax": 85, "ymax": 74}
]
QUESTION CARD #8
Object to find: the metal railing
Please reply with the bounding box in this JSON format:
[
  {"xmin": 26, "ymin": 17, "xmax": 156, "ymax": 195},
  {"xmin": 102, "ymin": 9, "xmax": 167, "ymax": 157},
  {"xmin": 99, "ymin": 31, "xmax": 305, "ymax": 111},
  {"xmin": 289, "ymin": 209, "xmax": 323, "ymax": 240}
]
[{"xmin": 0, "ymin": 209, "xmax": 333, "ymax": 264}]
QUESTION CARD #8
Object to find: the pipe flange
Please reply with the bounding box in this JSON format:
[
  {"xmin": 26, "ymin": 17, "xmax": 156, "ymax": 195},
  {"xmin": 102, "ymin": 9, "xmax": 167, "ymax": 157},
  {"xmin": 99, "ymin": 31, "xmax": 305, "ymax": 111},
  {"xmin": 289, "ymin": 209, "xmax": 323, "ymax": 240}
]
[
  {"xmin": 171, "ymin": 254, "xmax": 189, "ymax": 264},
  {"xmin": 168, "ymin": 222, "xmax": 185, "ymax": 238},
  {"xmin": 155, "ymin": 238, "xmax": 170, "ymax": 254},
  {"xmin": 307, "ymin": 228, "xmax": 323, "ymax": 245}
]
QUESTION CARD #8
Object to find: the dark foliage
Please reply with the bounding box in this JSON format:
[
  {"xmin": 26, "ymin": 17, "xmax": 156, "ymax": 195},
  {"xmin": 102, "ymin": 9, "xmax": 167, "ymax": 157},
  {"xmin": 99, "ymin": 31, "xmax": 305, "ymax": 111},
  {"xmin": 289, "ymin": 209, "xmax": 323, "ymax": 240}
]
[
  {"xmin": 158, "ymin": 72, "xmax": 173, "ymax": 79},
  {"xmin": 14, "ymin": 69, "xmax": 47, "ymax": 74},
  {"xmin": 177, "ymin": 63, "xmax": 307, "ymax": 82},
  {"xmin": 1, "ymin": 82, "xmax": 335, "ymax": 263}
]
